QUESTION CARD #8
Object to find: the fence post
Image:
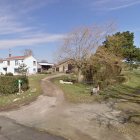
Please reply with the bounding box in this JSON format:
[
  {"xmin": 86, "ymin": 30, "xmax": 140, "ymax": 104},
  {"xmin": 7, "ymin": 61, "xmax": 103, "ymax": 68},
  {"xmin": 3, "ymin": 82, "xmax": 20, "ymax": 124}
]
[{"xmin": 18, "ymin": 80, "xmax": 21, "ymax": 93}]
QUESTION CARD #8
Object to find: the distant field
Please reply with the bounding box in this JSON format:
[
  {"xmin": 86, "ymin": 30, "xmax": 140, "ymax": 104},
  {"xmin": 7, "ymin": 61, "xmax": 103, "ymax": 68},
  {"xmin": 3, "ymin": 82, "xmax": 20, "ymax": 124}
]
[{"xmin": 0, "ymin": 74, "xmax": 47, "ymax": 111}]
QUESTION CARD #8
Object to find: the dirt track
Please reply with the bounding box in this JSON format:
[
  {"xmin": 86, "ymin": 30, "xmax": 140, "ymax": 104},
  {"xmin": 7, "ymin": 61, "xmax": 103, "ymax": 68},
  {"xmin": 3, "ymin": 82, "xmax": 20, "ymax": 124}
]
[{"xmin": 0, "ymin": 74, "xmax": 139, "ymax": 140}]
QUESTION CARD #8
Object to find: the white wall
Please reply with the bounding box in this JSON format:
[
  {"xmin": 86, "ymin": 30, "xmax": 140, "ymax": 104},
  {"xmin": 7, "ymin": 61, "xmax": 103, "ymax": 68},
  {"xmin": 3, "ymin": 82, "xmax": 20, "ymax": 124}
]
[
  {"xmin": 0, "ymin": 56, "xmax": 37, "ymax": 75},
  {"xmin": 24, "ymin": 56, "xmax": 37, "ymax": 75},
  {"xmin": 0, "ymin": 63, "xmax": 4, "ymax": 74},
  {"xmin": 7, "ymin": 60, "xmax": 23, "ymax": 74}
]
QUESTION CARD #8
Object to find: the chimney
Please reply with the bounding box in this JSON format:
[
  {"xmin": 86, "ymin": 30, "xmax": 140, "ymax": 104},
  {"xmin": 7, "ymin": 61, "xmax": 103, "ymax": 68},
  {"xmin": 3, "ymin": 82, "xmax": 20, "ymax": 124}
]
[
  {"xmin": 9, "ymin": 54, "xmax": 11, "ymax": 57},
  {"xmin": 9, "ymin": 49, "xmax": 12, "ymax": 57}
]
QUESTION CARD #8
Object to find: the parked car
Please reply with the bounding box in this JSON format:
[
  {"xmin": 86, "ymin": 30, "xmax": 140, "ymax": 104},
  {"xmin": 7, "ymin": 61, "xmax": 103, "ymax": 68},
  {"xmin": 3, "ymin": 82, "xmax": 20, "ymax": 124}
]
[{"xmin": 122, "ymin": 59, "xmax": 140, "ymax": 65}]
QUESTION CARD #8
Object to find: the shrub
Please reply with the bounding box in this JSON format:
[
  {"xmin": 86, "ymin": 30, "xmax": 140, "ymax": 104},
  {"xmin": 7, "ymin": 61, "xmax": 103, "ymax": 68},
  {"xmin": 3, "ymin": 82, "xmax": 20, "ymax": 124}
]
[
  {"xmin": 116, "ymin": 76, "xmax": 126, "ymax": 83},
  {"xmin": 62, "ymin": 76, "xmax": 77, "ymax": 83},
  {"xmin": 132, "ymin": 64, "xmax": 139, "ymax": 69},
  {"xmin": 82, "ymin": 47, "xmax": 124, "ymax": 89},
  {"xmin": 0, "ymin": 76, "xmax": 29, "ymax": 95},
  {"xmin": 5, "ymin": 72, "xmax": 13, "ymax": 76},
  {"xmin": 39, "ymin": 70, "xmax": 52, "ymax": 74},
  {"xmin": 39, "ymin": 68, "xmax": 55, "ymax": 75}
]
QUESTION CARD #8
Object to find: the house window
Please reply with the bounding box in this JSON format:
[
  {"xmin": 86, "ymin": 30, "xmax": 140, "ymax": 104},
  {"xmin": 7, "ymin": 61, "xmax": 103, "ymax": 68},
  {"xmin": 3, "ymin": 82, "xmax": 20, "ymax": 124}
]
[
  {"xmin": 3, "ymin": 68, "xmax": 7, "ymax": 72},
  {"xmin": 33, "ymin": 68, "xmax": 36, "ymax": 72},
  {"xmin": 15, "ymin": 60, "xmax": 18, "ymax": 66},
  {"xmin": 14, "ymin": 68, "xmax": 19, "ymax": 73},
  {"xmin": 7, "ymin": 61, "xmax": 10, "ymax": 66},
  {"xmin": 33, "ymin": 61, "xmax": 36, "ymax": 66}
]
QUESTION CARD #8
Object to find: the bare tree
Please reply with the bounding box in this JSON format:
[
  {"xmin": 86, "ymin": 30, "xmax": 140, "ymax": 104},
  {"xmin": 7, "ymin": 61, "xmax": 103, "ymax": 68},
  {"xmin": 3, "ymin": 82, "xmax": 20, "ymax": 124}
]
[
  {"xmin": 57, "ymin": 24, "xmax": 115, "ymax": 82},
  {"xmin": 40, "ymin": 60, "xmax": 48, "ymax": 63},
  {"xmin": 24, "ymin": 49, "xmax": 33, "ymax": 56}
]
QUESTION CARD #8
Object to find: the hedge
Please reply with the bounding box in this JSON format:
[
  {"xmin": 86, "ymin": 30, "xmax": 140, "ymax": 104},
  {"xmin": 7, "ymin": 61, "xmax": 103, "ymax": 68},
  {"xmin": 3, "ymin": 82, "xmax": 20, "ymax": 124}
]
[{"xmin": 0, "ymin": 75, "xmax": 29, "ymax": 95}]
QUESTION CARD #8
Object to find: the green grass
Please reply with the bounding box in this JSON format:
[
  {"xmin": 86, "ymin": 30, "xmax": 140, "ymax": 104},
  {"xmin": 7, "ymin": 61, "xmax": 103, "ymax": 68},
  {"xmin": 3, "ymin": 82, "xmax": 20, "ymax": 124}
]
[
  {"xmin": 52, "ymin": 76, "xmax": 100, "ymax": 103},
  {"xmin": 53, "ymin": 69, "xmax": 140, "ymax": 104},
  {"xmin": 100, "ymin": 69, "xmax": 140, "ymax": 103},
  {"xmin": 0, "ymin": 74, "xmax": 48, "ymax": 111},
  {"xmin": 53, "ymin": 70, "xmax": 140, "ymax": 125},
  {"xmin": 104, "ymin": 69, "xmax": 140, "ymax": 124}
]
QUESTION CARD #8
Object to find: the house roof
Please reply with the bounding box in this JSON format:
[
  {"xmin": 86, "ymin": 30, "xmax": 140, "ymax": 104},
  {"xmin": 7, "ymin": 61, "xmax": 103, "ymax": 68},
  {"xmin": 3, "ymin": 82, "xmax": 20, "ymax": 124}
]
[
  {"xmin": 38, "ymin": 62, "xmax": 54, "ymax": 66},
  {"xmin": 56, "ymin": 59, "xmax": 73, "ymax": 66},
  {"xmin": 4, "ymin": 56, "xmax": 27, "ymax": 61}
]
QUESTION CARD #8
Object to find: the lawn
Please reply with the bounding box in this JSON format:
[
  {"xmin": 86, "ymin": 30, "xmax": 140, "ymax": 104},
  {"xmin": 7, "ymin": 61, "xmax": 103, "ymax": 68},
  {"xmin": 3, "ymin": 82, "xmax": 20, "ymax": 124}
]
[
  {"xmin": 52, "ymin": 69, "xmax": 140, "ymax": 104},
  {"xmin": 100, "ymin": 69, "xmax": 140, "ymax": 103},
  {"xmin": 0, "ymin": 74, "xmax": 48, "ymax": 111},
  {"xmin": 52, "ymin": 76, "xmax": 100, "ymax": 103},
  {"xmin": 53, "ymin": 70, "xmax": 140, "ymax": 124},
  {"xmin": 102, "ymin": 69, "xmax": 140, "ymax": 124}
]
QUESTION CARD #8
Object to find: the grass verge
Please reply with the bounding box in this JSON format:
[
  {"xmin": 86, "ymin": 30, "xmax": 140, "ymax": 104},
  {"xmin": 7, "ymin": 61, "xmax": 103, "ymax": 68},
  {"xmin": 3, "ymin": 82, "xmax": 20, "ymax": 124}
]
[
  {"xmin": 0, "ymin": 74, "xmax": 47, "ymax": 111},
  {"xmin": 53, "ymin": 70, "xmax": 140, "ymax": 124},
  {"xmin": 100, "ymin": 69, "xmax": 140, "ymax": 103},
  {"xmin": 52, "ymin": 70, "xmax": 140, "ymax": 104},
  {"xmin": 100, "ymin": 70, "xmax": 140, "ymax": 124},
  {"xmin": 52, "ymin": 76, "xmax": 100, "ymax": 103}
]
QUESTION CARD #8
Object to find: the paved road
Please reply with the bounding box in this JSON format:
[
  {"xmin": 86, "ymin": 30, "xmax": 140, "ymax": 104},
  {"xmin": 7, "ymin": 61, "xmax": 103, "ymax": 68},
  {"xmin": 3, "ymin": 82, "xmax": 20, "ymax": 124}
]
[{"xmin": 0, "ymin": 116, "xmax": 65, "ymax": 140}]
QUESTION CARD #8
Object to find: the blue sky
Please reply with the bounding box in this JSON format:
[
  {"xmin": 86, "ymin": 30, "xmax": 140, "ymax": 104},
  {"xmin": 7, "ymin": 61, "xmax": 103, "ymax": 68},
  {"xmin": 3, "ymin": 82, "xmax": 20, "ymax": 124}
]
[{"xmin": 0, "ymin": 0, "xmax": 140, "ymax": 62}]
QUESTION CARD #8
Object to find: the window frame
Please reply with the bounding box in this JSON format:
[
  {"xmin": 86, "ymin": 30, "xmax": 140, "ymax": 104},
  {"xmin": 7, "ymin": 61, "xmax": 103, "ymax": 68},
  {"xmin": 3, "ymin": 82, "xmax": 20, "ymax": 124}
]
[
  {"xmin": 7, "ymin": 61, "xmax": 10, "ymax": 66},
  {"xmin": 33, "ymin": 61, "xmax": 36, "ymax": 66},
  {"xmin": 15, "ymin": 60, "xmax": 19, "ymax": 66}
]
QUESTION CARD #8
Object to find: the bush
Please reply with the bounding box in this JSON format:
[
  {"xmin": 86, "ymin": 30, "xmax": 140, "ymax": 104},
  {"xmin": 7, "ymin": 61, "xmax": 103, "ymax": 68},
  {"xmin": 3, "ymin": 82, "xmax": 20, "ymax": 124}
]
[
  {"xmin": 82, "ymin": 47, "xmax": 124, "ymax": 89},
  {"xmin": 63, "ymin": 76, "xmax": 77, "ymax": 83},
  {"xmin": 0, "ymin": 76, "xmax": 29, "ymax": 95},
  {"xmin": 39, "ymin": 71, "xmax": 52, "ymax": 74},
  {"xmin": 5, "ymin": 72, "xmax": 13, "ymax": 76},
  {"xmin": 116, "ymin": 76, "xmax": 126, "ymax": 83},
  {"xmin": 132, "ymin": 64, "xmax": 139, "ymax": 69}
]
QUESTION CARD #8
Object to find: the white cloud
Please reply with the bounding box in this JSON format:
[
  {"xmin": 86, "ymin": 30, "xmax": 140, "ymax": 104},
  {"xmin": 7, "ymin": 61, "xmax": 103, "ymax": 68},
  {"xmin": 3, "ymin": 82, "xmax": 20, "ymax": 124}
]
[
  {"xmin": 130, "ymin": 28, "xmax": 140, "ymax": 32},
  {"xmin": 91, "ymin": 0, "xmax": 140, "ymax": 11},
  {"xmin": 0, "ymin": 15, "xmax": 32, "ymax": 35},
  {"xmin": 0, "ymin": 0, "xmax": 58, "ymax": 14},
  {"xmin": 0, "ymin": 34, "xmax": 65, "ymax": 49},
  {"xmin": 0, "ymin": 0, "xmax": 63, "ymax": 49},
  {"xmin": 0, "ymin": 0, "xmax": 59, "ymax": 35}
]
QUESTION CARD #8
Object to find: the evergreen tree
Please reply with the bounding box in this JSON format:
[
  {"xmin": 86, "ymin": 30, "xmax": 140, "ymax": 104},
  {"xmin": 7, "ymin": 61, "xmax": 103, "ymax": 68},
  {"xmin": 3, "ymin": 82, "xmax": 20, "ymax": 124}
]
[
  {"xmin": 18, "ymin": 63, "xmax": 28, "ymax": 75},
  {"xmin": 103, "ymin": 31, "xmax": 138, "ymax": 61}
]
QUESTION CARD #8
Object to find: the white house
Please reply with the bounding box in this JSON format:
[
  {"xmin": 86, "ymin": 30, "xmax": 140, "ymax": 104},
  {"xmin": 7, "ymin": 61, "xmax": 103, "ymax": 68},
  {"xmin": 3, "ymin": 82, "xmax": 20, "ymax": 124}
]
[{"xmin": 0, "ymin": 55, "xmax": 37, "ymax": 75}]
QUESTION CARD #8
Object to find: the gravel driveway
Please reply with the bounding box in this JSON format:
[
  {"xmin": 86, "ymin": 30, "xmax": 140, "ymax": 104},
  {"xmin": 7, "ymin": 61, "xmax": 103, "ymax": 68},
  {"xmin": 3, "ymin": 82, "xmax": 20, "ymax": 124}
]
[{"xmin": 0, "ymin": 74, "xmax": 139, "ymax": 140}]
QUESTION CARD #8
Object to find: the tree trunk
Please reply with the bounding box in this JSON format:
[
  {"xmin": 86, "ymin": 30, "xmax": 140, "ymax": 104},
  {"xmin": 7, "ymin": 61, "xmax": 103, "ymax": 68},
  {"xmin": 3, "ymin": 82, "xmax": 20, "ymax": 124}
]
[{"xmin": 77, "ymin": 69, "xmax": 84, "ymax": 83}]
